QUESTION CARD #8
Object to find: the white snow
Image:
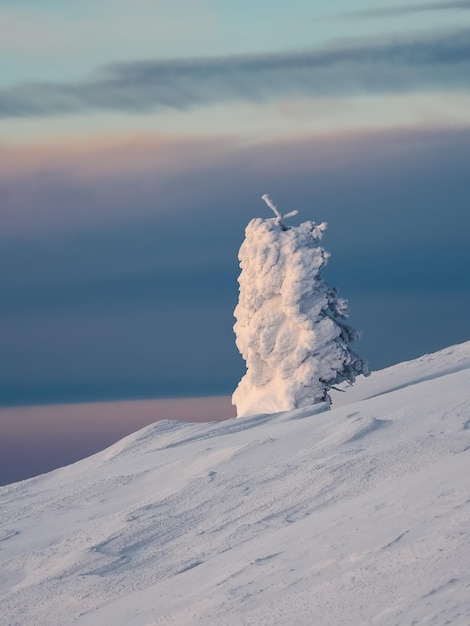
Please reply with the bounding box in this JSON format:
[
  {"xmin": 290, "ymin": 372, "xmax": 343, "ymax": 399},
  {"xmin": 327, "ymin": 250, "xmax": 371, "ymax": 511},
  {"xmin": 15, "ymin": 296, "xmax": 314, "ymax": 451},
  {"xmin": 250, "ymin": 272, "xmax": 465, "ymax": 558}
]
[
  {"xmin": 1, "ymin": 341, "xmax": 470, "ymax": 626},
  {"xmin": 233, "ymin": 210, "xmax": 368, "ymax": 416},
  {"xmin": 260, "ymin": 193, "xmax": 298, "ymax": 224}
]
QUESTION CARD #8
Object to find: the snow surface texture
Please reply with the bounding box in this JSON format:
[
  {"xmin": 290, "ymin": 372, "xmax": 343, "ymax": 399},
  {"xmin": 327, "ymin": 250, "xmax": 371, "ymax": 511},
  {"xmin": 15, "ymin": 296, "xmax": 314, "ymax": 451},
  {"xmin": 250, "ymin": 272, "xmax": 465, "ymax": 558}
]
[
  {"xmin": 233, "ymin": 201, "xmax": 368, "ymax": 416},
  {"xmin": 1, "ymin": 341, "xmax": 470, "ymax": 626}
]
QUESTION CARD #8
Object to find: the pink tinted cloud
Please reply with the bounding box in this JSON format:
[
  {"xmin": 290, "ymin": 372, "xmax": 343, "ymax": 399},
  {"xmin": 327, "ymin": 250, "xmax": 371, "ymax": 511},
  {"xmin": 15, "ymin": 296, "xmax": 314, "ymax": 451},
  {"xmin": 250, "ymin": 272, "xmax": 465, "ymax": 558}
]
[
  {"xmin": 1, "ymin": 124, "xmax": 469, "ymax": 240},
  {"xmin": 0, "ymin": 133, "xmax": 238, "ymax": 238},
  {"xmin": 0, "ymin": 133, "xmax": 235, "ymax": 180},
  {"xmin": 2, "ymin": 123, "xmax": 461, "ymax": 185}
]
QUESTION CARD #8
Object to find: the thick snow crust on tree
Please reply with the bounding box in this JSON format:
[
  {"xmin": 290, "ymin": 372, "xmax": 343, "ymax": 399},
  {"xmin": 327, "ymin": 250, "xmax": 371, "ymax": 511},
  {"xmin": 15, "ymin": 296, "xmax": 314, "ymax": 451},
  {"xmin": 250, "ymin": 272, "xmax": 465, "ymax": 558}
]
[
  {"xmin": 233, "ymin": 215, "xmax": 369, "ymax": 417},
  {"xmin": 1, "ymin": 341, "xmax": 470, "ymax": 626}
]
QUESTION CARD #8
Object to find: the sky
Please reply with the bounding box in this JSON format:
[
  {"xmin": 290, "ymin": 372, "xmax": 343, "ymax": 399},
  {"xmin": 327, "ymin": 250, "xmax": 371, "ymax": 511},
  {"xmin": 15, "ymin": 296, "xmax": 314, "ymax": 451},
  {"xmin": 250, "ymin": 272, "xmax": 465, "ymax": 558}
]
[{"xmin": 1, "ymin": 0, "xmax": 470, "ymax": 428}]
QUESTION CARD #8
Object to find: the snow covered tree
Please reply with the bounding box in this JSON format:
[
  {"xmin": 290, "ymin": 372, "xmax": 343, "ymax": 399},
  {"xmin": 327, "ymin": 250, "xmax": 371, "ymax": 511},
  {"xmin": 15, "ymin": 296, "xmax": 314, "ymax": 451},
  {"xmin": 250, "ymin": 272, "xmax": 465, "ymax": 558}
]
[{"xmin": 232, "ymin": 194, "xmax": 369, "ymax": 417}]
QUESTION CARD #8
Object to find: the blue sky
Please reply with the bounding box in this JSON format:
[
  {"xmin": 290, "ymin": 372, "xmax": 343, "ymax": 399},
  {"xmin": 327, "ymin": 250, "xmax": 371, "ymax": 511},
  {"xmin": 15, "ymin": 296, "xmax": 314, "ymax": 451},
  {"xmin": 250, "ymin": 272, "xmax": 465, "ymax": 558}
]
[{"xmin": 1, "ymin": 0, "xmax": 470, "ymax": 409}]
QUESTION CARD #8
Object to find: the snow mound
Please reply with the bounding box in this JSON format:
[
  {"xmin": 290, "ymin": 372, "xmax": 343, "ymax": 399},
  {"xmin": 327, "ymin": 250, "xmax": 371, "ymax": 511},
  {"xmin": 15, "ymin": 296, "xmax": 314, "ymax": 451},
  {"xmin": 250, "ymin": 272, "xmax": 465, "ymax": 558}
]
[
  {"xmin": 1, "ymin": 341, "xmax": 470, "ymax": 626},
  {"xmin": 233, "ymin": 213, "xmax": 368, "ymax": 416}
]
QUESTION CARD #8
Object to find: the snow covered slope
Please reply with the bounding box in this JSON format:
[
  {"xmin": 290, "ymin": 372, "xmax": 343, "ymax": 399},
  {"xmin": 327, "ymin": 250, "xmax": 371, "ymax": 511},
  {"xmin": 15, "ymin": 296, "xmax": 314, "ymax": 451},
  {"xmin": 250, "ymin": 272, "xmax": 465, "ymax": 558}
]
[{"xmin": 1, "ymin": 342, "xmax": 470, "ymax": 626}]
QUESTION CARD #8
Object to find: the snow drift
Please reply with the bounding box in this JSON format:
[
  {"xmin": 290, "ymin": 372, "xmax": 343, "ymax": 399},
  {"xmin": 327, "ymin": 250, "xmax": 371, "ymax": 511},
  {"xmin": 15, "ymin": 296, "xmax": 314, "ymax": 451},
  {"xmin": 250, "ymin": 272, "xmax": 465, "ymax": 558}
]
[
  {"xmin": 1, "ymin": 341, "xmax": 470, "ymax": 626},
  {"xmin": 233, "ymin": 197, "xmax": 368, "ymax": 416}
]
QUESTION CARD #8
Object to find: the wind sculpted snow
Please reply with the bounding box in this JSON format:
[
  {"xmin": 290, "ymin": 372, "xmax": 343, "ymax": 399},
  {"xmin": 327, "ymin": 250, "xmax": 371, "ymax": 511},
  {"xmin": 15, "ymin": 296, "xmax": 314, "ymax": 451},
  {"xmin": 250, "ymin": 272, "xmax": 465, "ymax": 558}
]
[
  {"xmin": 233, "ymin": 211, "xmax": 368, "ymax": 416},
  {"xmin": 1, "ymin": 342, "xmax": 470, "ymax": 625}
]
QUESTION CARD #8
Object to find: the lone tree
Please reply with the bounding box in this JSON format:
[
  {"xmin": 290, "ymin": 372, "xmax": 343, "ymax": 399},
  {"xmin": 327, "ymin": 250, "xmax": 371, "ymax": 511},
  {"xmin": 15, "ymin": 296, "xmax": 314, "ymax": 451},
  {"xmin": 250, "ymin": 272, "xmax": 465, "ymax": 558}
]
[{"xmin": 232, "ymin": 194, "xmax": 369, "ymax": 417}]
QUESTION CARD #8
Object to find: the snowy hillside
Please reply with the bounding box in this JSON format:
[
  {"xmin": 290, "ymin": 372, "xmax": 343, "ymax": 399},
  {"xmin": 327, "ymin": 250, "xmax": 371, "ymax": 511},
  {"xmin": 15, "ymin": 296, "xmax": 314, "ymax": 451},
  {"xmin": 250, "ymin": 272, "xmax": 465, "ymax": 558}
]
[{"xmin": 1, "ymin": 342, "xmax": 470, "ymax": 626}]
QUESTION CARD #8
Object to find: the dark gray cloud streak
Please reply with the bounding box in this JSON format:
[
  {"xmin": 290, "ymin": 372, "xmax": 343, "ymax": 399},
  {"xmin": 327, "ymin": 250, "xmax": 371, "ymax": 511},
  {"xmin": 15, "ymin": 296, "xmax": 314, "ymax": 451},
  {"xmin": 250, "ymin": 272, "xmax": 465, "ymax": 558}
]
[
  {"xmin": 342, "ymin": 1, "xmax": 470, "ymax": 18},
  {"xmin": 1, "ymin": 28, "xmax": 470, "ymax": 118}
]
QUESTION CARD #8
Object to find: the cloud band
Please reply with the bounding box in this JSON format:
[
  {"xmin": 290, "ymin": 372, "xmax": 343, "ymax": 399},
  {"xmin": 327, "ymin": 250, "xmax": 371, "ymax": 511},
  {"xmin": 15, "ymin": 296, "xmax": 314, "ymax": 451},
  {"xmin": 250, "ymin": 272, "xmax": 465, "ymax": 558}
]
[{"xmin": 1, "ymin": 28, "xmax": 470, "ymax": 118}]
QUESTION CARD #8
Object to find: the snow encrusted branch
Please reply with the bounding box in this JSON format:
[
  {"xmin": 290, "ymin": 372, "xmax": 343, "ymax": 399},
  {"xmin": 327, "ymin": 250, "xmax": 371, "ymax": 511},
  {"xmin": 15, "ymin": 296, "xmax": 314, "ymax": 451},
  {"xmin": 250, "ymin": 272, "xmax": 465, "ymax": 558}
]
[{"xmin": 261, "ymin": 194, "xmax": 298, "ymax": 229}]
